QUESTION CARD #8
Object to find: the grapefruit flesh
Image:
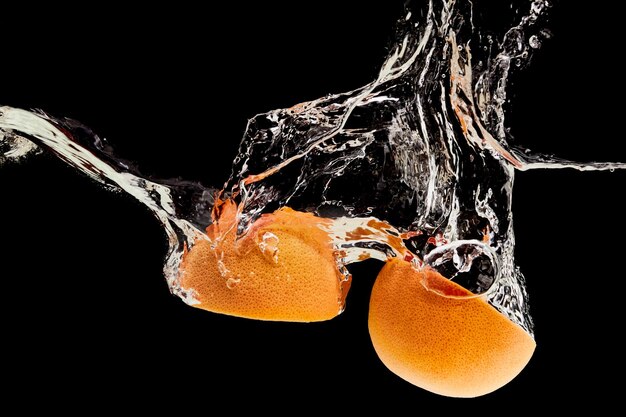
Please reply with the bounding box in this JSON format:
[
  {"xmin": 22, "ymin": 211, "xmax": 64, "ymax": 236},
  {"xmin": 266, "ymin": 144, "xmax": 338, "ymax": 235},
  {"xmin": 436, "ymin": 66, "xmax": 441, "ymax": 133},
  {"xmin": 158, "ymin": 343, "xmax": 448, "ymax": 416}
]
[
  {"xmin": 179, "ymin": 200, "xmax": 349, "ymax": 322},
  {"xmin": 368, "ymin": 258, "xmax": 536, "ymax": 397}
]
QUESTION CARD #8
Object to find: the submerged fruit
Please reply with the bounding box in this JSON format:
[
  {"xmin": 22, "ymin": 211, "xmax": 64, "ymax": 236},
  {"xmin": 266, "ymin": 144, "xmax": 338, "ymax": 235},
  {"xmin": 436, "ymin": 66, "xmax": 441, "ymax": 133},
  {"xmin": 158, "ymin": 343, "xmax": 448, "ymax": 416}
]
[
  {"xmin": 368, "ymin": 258, "xmax": 535, "ymax": 397},
  {"xmin": 179, "ymin": 199, "xmax": 349, "ymax": 322}
]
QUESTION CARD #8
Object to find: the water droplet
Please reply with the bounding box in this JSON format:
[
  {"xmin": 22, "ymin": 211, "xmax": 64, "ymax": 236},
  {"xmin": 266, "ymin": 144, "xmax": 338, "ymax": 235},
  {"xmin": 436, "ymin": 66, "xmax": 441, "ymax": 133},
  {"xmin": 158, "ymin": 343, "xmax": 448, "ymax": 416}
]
[
  {"xmin": 226, "ymin": 277, "xmax": 241, "ymax": 289},
  {"xmin": 217, "ymin": 260, "xmax": 230, "ymax": 277},
  {"xmin": 258, "ymin": 231, "xmax": 280, "ymax": 264}
]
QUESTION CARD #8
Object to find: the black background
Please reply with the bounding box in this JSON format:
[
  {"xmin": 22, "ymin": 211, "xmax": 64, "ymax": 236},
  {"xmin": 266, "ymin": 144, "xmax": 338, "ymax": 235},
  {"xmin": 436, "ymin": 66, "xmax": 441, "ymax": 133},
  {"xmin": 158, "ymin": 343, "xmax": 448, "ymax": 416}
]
[{"xmin": 1, "ymin": 1, "xmax": 624, "ymax": 411}]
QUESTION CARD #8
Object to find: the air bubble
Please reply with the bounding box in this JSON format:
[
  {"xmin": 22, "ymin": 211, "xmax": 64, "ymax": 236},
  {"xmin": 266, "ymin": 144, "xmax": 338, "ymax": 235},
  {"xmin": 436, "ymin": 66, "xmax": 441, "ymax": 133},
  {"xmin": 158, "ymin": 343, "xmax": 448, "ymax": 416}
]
[{"xmin": 529, "ymin": 35, "xmax": 541, "ymax": 48}]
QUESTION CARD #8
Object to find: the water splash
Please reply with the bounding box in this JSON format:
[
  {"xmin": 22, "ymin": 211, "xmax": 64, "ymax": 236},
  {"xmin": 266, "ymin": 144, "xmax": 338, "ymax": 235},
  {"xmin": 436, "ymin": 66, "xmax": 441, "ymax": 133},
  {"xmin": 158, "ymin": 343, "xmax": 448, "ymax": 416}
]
[
  {"xmin": 0, "ymin": 107, "xmax": 212, "ymax": 306},
  {"xmin": 1, "ymin": 0, "xmax": 624, "ymax": 337}
]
